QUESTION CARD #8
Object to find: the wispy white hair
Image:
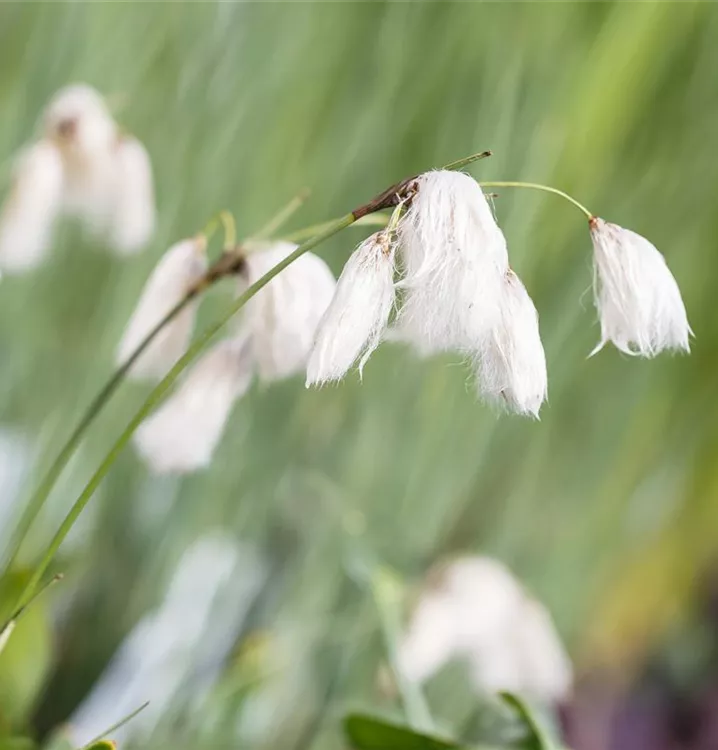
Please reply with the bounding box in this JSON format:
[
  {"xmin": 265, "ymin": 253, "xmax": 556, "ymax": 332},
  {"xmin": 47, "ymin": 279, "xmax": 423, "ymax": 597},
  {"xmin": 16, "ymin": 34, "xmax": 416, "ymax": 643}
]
[
  {"xmin": 306, "ymin": 230, "xmax": 395, "ymax": 386},
  {"xmin": 590, "ymin": 217, "xmax": 692, "ymax": 357},
  {"xmin": 117, "ymin": 236, "xmax": 208, "ymax": 381},
  {"xmin": 477, "ymin": 270, "xmax": 547, "ymax": 418}
]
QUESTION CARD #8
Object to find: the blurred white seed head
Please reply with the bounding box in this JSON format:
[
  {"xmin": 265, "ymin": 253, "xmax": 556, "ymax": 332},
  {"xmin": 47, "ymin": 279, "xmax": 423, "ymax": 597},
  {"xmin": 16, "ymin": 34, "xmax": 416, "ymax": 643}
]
[
  {"xmin": 306, "ymin": 230, "xmax": 396, "ymax": 386},
  {"xmin": 477, "ymin": 270, "xmax": 547, "ymax": 418},
  {"xmin": 240, "ymin": 242, "xmax": 336, "ymax": 382},
  {"xmin": 396, "ymin": 170, "xmax": 509, "ymax": 355},
  {"xmin": 107, "ymin": 136, "xmax": 156, "ymax": 254},
  {"xmin": 40, "ymin": 83, "xmax": 157, "ymax": 254},
  {"xmin": 117, "ymin": 236, "xmax": 208, "ymax": 381},
  {"xmin": 396, "ymin": 556, "xmax": 572, "ymax": 703},
  {"xmin": 0, "ymin": 140, "xmax": 64, "ymax": 273},
  {"xmin": 43, "ymin": 84, "xmax": 117, "ymax": 158},
  {"xmin": 590, "ymin": 217, "xmax": 692, "ymax": 357},
  {"xmin": 134, "ymin": 336, "xmax": 254, "ymax": 474}
]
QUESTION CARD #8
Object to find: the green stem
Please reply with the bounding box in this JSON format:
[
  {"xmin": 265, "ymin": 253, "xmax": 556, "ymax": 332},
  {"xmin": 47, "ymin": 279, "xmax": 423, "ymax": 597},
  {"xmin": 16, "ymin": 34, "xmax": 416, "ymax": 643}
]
[
  {"xmin": 442, "ymin": 149, "xmax": 493, "ymax": 172},
  {"xmin": 479, "ymin": 181, "xmax": 594, "ymax": 219},
  {"xmin": 13, "ymin": 214, "xmax": 354, "ymax": 611},
  {"xmin": 3, "ymin": 294, "xmax": 194, "ymax": 571},
  {"xmin": 283, "ymin": 213, "xmax": 389, "ymax": 243},
  {"xmin": 252, "ymin": 188, "xmax": 311, "ymax": 240},
  {"xmin": 218, "ymin": 210, "xmax": 236, "ymax": 250},
  {"xmin": 83, "ymin": 700, "xmax": 150, "ymax": 748}
]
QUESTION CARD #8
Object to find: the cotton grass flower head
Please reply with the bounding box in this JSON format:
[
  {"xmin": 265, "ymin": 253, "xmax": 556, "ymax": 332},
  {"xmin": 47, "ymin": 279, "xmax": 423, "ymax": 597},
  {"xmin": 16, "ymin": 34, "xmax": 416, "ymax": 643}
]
[
  {"xmin": 117, "ymin": 235, "xmax": 208, "ymax": 381},
  {"xmin": 134, "ymin": 335, "xmax": 253, "ymax": 474},
  {"xmin": 306, "ymin": 230, "xmax": 396, "ymax": 386},
  {"xmin": 240, "ymin": 241, "xmax": 336, "ymax": 382},
  {"xmin": 396, "ymin": 556, "xmax": 572, "ymax": 703},
  {"xmin": 107, "ymin": 135, "xmax": 156, "ymax": 255},
  {"xmin": 589, "ymin": 217, "xmax": 691, "ymax": 357},
  {"xmin": 0, "ymin": 140, "xmax": 64, "ymax": 273},
  {"xmin": 44, "ymin": 84, "xmax": 117, "ymax": 157},
  {"xmin": 396, "ymin": 169, "xmax": 509, "ymax": 355},
  {"xmin": 477, "ymin": 269, "xmax": 547, "ymax": 418},
  {"xmin": 41, "ymin": 83, "xmax": 156, "ymax": 255}
]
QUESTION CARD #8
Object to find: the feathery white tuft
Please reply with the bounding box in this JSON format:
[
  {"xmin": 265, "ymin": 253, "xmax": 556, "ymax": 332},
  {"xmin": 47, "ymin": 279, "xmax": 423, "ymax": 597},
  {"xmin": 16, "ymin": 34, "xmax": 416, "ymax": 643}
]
[
  {"xmin": 306, "ymin": 231, "xmax": 395, "ymax": 386},
  {"xmin": 0, "ymin": 141, "xmax": 64, "ymax": 273},
  {"xmin": 134, "ymin": 336, "xmax": 254, "ymax": 474},
  {"xmin": 396, "ymin": 170, "xmax": 509, "ymax": 355},
  {"xmin": 117, "ymin": 236, "xmax": 208, "ymax": 381},
  {"xmin": 590, "ymin": 217, "xmax": 692, "ymax": 357},
  {"xmin": 477, "ymin": 270, "xmax": 547, "ymax": 418},
  {"xmin": 107, "ymin": 136, "xmax": 155, "ymax": 255},
  {"xmin": 396, "ymin": 556, "xmax": 572, "ymax": 703},
  {"xmin": 241, "ymin": 242, "xmax": 336, "ymax": 382}
]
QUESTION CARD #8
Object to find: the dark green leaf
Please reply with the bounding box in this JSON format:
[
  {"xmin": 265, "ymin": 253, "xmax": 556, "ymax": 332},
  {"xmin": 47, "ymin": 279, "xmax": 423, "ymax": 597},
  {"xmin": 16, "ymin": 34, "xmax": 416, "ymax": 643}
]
[
  {"xmin": 83, "ymin": 742, "xmax": 116, "ymax": 750},
  {"xmin": 343, "ymin": 713, "xmax": 463, "ymax": 750}
]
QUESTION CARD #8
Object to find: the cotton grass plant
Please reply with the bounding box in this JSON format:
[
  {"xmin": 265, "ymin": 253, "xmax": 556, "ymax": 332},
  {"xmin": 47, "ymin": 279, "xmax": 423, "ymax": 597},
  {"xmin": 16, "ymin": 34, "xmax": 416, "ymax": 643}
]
[{"xmin": 0, "ymin": 86, "xmax": 694, "ymax": 747}]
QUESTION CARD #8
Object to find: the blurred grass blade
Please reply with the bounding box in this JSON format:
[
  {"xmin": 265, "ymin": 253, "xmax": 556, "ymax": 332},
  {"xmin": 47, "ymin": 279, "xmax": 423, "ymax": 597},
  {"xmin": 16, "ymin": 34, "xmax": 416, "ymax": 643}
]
[
  {"xmin": 0, "ymin": 619, "xmax": 15, "ymax": 655},
  {"xmin": 499, "ymin": 692, "xmax": 559, "ymax": 750},
  {"xmin": 252, "ymin": 188, "xmax": 311, "ymax": 240},
  {"xmin": 82, "ymin": 700, "xmax": 150, "ymax": 748}
]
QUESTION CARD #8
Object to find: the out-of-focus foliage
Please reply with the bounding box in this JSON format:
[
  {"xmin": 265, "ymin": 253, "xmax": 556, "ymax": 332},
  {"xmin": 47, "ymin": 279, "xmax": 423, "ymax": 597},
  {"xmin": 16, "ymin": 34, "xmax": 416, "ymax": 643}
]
[{"xmin": 0, "ymin": 2, "xmax": 717, "ymax": 749}]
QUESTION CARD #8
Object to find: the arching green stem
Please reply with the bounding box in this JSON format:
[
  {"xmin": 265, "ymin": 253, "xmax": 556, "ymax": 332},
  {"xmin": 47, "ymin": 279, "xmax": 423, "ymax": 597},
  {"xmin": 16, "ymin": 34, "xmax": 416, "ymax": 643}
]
[
  {"xmin": 479, "ymin": 181, "xmax": 594, "ymax": 220},
  {"xmin": 2, "ymin": 293, "xmax": 195, "ymax": 570},
  {"xmin": 12, "ymin": 214, "xmax": 354, "ymax": 610},
  {"xmin": 283, "ymin": 213, "xmax": 389, "ymax": 243},
  {"xmin": 252, "ymin": 188, "xmax": 311, "ymax": 240}
]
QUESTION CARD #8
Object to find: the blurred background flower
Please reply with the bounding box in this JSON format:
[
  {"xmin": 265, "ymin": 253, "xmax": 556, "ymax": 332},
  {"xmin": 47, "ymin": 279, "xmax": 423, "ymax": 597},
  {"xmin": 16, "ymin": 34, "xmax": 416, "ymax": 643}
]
[{"xmin": 0, "ymin": 2, "xmax": 717, "ymax": 749}]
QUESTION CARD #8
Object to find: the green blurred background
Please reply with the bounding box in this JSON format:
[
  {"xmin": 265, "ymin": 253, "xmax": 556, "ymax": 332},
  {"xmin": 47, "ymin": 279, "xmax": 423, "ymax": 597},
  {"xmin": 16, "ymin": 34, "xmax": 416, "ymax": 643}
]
[{"xmin": 0, "ymin": 2, "xmax": 717, "ymax": 748}]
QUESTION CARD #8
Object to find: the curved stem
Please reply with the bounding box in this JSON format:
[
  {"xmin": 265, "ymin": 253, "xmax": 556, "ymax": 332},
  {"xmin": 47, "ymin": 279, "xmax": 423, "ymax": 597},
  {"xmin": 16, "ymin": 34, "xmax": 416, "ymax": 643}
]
[
  {"xmin": 3, "ymin": 294, "xmax": 195, "ymax": 570},
  {"xmin": 252, "ymin": 188, "xmax": 311, "ymax": 240},
  {"xmin": 284, "ymin": 213, "xmax": 389, "ymax": 243},
  {"xmin": 479, "ymin": 181, "xmax": 594, "ymax": 219},
  {"xmin": 218, "ymin": 210, "xmax": 236, "ymax": 250},
  {"xmin": 13, "ymin": 214, "xmax": 355, "ymax": 611}
]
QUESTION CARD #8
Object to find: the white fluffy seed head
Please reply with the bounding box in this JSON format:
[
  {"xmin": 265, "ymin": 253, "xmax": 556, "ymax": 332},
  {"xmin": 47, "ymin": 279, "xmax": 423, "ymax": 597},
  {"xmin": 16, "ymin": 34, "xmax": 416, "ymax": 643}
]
[
  {"xmin": 107, "ymin": 136, "xmax": 155, "ymax": 255},
  {"xmin": 117, "ymin": 236, "xmax": 208, "ymax": 381},
  {"xmin": 0, "ymin": 140, "xmax": 64, "ymax": 273},
  {"xmin": 240, "ymin": 242, "xmax": 336, "ymax": 382},
  {"xmin": 396, "ymin": 556, "xmax": 572, "ymax": 703},
  {"xmin": 134, "ymin": 335, "xmax": 254, "ymax": 475},
  {"xmin": 396, "ymin": 170, "xmax": 509, "ymax": 355},
  {"xmin": 477, "ymin": 270, "xmax": 547, "ymax": 419},
  {"xmin": 590, "ymin": 217, "xmax": 692, "ymax": 357},
  {"xmin": 43, "ymin": 84, "xmax": 117, "ymax": 158},
  {"xmin": 306, "ymin": 231, "xmax": 395, "ymax": 386}
]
